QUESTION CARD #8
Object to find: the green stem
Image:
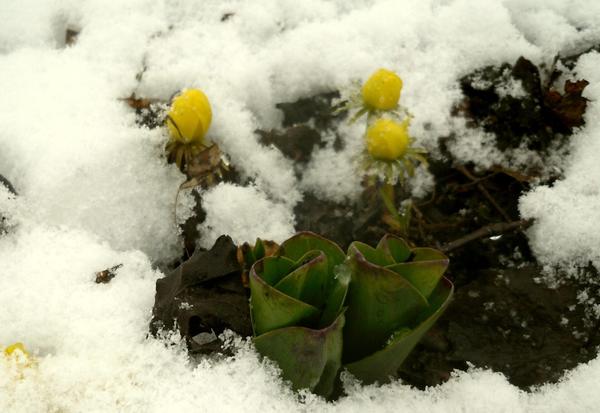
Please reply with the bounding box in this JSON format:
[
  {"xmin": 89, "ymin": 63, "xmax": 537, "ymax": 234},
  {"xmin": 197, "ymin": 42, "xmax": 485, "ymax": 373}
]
[{"xmin": 379, "ymin": 183, "xmax": 401, "ymax": 224}]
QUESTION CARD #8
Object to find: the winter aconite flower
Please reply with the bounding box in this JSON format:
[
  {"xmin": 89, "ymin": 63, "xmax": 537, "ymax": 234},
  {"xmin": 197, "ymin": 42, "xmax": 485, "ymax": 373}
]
[
  {"xmin": 3, "ymin": 342, "xmax": 35, "ymax": 377},
  {"xmin": 3, "ymin": 342, "xmax": 29, "ymax": 358},
  {"xmin": 366, "ymin": 118, "xmax": 410, "ymax": 161},
  {"xmin": 362, "ymin": 116, "xmax": 427, "ymax": 184},
  {"xmin": 337, "ymin": 68, "xmax": 408, "ymax": 123},
  {"xmin": 335, "ymin": 68, "xmax": 428, "ymax": 184},
  {"xmin": 361, "ymin": 68, "xmax": 403, "ymax": 111},
  {"xmin": 166, "ymin": 89, "xmax": 212, "ymax": 145},
  {"xmin": 165, "ymin": 88, "xmax": 213, "ymax": 171}
]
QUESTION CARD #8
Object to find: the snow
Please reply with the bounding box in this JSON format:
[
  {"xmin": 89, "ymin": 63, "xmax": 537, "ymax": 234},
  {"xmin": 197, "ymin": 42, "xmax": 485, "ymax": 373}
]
[
  {"xmin": 2, "ymin": 0, "xmax": 600, "ymax": 411},
  {"xmin": 520, "ymin": 51, "xmax": 600, "ymax": 271},
  {"xmin": 198, "ymin": 183, "xmax": 296, "ymax": 248},
  {"xmin": 299, "ymin": 122, "xmax": 365, "ymax": 203},
  {"xmin": 0, "ymin": 46, "xmax": 183, "ymax": 263}
]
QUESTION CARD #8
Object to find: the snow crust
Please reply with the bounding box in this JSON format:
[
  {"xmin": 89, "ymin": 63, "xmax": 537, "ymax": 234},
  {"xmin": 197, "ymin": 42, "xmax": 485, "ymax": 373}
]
[{"xmin": 2, "ymin": 0, "xmax": 600, "ymax": 411}]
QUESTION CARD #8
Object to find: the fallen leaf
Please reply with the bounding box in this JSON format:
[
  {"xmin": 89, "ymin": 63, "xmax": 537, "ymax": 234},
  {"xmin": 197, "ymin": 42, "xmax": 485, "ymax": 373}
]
[
  {"xmin": 545, "ymin": 79, "xmax": 589, "ymax": 130},
  {"xmin": 121, "ymin": 94, "xmax": 157, "ymax": 110},
  {"xmin": 150, "ymin": 235, "xmax": 252, "ymax": 354},
  {"xmin": 95, "ymin": 264, "xmax": 123, "ymax": 284}
]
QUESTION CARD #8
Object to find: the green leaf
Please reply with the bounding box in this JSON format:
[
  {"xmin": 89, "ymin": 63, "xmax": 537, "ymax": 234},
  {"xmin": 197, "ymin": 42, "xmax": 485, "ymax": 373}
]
[
  {"xmin": 344, "ymin": 277, "xmax": 453, "ymax": 384},
  {"xmin": 254, "ymin": 238, "xmax": 265, "ymax": 261},
  {"xmin": 386, "ymin": 261, "xmax": 447, "ymax": 299},
  {"xmin": 253, "ymin": 311, "xmax": 345, "ymax": 398},
  {"xmin": 274, "ymin": 251, "xmax": 329, "ymax": 308},
  {"xmin": 319, "ymin": 262, "xmax": 350, "ymax": 328},
  {"xmin": 348, "ymin": 241, "xmax": 393, "ymax": 267},
  {"xmin": 279, "ymin": 232, "xmax": 345, "ymax": 275},
  {"xmin": 257, "ymin": 256, "xmax": 296, "ymax": 286},
  {"xmin": 250, "ymin": 263, "xmax": 319, "ymax": 336},
  {"xmin": 342, "ymin": 245, "xmax": 429, "ymax": 363},
  {"xmin": 386, "ymin": 248, "xmax": 448, "ymax": 298},
  {"xmin": 379, "ymin": 187, "xmax": 402, "ymax": 223},
  {"xmin": 376, "ymin": 234, "xmax": 411, "ymax": 263},
  {"xmin": 411, "ymin": 247, "xmax": 448, "ymax": 262}
]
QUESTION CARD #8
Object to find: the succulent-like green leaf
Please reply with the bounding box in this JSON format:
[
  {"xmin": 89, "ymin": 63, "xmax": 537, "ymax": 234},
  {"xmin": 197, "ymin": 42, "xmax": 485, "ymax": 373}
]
[
  {"xmin": 349, "ymin": 241, "xmax": 394, "ymax": 267},
  {"xmin": 343, "ymin": 244, "xmax": 429, "ymax": 363},
  {"xmin": 344, "ymin": 277, "xmax": 453, "ymax": 384},
  {"xmin": 259, "ymin": 256, "xmax": 296, "ymax": 285},
  {"xmin": 253, "ymin": 311, "xmax": 345, "ymax": 398},
  {"xmin": 318, "ymin": 262, "xmax": 350, "ymax": 328},
  {"xmin": 254, "ymin": 238, "xmax": 266, "ymax": 261},
  {"xmin": 376, "ymin": 234, "xmax": 411, "ymax": 263},
  {"xmin": 274, "ymin": 251, "xmax": 329, "ymax": 308},
  {"xmin": 250, "ymin": 259, "xmax": 320, "ymax": 336},
  {"xmin": 386, "ymin": 248, "xmax": 449, "ymax": 298},
  {"xmin": 279, "ymin": 232, "xmax": 345, "ymax": 275},
  {"xmin": 411, "ymin": 247, "xmax": 448, "ymax": 262}
]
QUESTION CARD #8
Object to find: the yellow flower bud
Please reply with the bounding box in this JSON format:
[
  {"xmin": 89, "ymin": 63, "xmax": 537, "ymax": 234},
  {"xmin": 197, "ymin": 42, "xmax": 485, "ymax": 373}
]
[
  {"xmin": 4, "ymin": 342, "xmax": 28, "ymax": 357},
  {"xmin": 361, "ymin": 69, "xmax": 403, "ymax": 110},
  {"xmin": 366, "ymin": 118, "xmax": 410, "ymax": 161},
  {"xmin": 3, "ymin": 343, "xmax": 35, "ymax": 378},
  {"xmin": 166, "ymin": 89, "xmax": 212, "ymax": 144}
]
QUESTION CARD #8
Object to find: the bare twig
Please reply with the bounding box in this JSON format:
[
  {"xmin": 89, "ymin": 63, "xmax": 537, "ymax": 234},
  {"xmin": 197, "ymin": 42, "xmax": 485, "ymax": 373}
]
[
  {"xmin": 421, "ymin": 221, "xmax": 464, "ymax": 231},
  {"xmin": 416, "ymin": 185, "xmax": 437, "ymax": 207},
  {"xmin": 410, "ymin": 203, "xmax": 428, "ymax": 240},
  {"xmin": 455, "ymin": 164, "xmax": 513, "ymax": 222},
  {"xmin": 455, "ymin": 172, "xmax": 498, "ymax": 190},
  {"xmin": 492, "ymin": 165, "xmax": 536, "ymax": 183},
  {"xmin": 441, "ymin": 219, "xmax": 533, "ymax": 253}
]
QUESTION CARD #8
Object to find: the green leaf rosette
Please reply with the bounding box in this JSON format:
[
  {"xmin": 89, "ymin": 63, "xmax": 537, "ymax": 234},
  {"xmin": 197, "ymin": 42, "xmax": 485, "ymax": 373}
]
[
  {"xmin": 343, "ymin": 234, "xmax": 453, "ymax": 383},
  {"xmin": 249, "ymin": 232, "xmax": 349, "ymax": 398},
  {"xmin": 250, "ymin": 231, "xmax": 453, "ymax": 396}
]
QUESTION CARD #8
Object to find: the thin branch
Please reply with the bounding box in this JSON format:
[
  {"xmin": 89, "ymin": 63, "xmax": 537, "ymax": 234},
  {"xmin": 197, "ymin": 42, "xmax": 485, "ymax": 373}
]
[
  {"xmin": 456, "ymin": 172, "xmax": 498, "ymax": 190},
  {"xmin": 455, "ymin": 164, "xmax": 513, "ymax": 222},
  {"xmin": 441, "ymin": 219, "xmax": 533, "ymax": 253}
]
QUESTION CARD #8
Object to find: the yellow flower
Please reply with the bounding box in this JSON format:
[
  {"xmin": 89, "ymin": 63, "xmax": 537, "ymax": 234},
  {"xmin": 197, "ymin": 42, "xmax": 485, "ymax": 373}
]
[
  {"xmin": 3, "ymin": 343, "xmax": 35, "ymax": 378},
  {"xmin": 361, "ymin": 69, "xmax": 403, "ymax": 111},
  {"xmin": 166, "ymin": 89, "xmax": 212, "ymax": 144},
  {"xmin": 4, "ymin": 342, "xmax": 28, "ymax": 357},
  {"xmin": 3, "ymin": 342, "xmax": 33, "ymax": 366},
  {"xmin": 366, "ymin": 118, "xmax": 410, "ymax": 161}
]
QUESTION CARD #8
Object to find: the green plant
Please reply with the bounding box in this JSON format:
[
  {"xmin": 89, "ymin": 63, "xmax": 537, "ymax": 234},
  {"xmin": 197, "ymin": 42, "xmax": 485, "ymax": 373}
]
[
  {"xmin": 250, "ymin": 233, "xmax": 348, "ymax": 397},
  {"xmin": 249, "ymin": 232, "xmax": 453, "ymax": 398}
]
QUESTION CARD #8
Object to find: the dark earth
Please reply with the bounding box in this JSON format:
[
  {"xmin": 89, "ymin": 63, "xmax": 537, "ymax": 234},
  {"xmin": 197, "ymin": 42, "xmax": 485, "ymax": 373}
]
[{"xmin": 136, "ymin": 54, "xmax": 599, "ymax": 394}]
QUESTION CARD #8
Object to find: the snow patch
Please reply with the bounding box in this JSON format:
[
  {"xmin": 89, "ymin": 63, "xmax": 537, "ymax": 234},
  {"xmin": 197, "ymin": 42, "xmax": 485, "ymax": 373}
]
[
  {"xmin": 520, "ymin": 51, "xmax": 600, "ymax": 271},
  {"xmin": 198, "ymin": 183, "xmax": 296, "ymax": 247}
]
